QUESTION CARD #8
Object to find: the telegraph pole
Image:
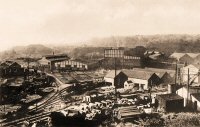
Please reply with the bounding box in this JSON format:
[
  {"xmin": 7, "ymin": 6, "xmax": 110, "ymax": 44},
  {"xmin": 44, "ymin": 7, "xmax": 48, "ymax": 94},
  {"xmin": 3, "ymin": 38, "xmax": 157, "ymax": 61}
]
[
  {"xmin": 187, "ymin": 68, "xmax": 190, "ymax": 106},
  {"xmin": 174, "ymin": 61, "xmax": 178, "ymax": 85},
  {"xmin": 114, "ymin": 57, "xmax": 116, "ymax": 80},
  {"xmin": 27, "ymin": 57, "xmax": 30, "ymax": 81},
  {"xmin": 104, "ymin": 48, "xmax": 124, "ymax": 100},
  {"xmin": 114, "ymin": 56, "xmax": 117, "ymax": 99},
  {"xmin": 179, "ymin": 68, "xmax": 182, "ymax": 85},
  {"xmin": 149, "ymin": 80, "xmax": 152, "ymax": 102}
]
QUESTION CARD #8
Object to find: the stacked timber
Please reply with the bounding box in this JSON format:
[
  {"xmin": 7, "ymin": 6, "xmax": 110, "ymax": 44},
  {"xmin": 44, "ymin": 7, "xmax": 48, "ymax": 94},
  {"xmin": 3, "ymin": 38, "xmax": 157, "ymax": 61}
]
[{"xmin": 114, "ymin": 106, "xmax": 141, "ymax": 120}]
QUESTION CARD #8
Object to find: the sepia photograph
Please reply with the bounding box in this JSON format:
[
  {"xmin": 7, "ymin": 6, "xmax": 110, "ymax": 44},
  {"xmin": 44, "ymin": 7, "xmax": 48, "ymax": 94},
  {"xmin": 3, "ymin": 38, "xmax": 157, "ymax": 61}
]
[{"xmin": 1, "ymin": 0, "xmax": 200, "ymax": 127}]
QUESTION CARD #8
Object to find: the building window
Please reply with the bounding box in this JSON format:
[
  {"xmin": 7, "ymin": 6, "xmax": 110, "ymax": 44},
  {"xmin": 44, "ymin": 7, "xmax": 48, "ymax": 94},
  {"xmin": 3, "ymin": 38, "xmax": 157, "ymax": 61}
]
[
  {"xmin": 57, "ymin": 64, "xmax": 61, "ymax": 68},
  {"xmin": 140, "ymin": 84, "xmax": 145, "ymax": 90},
  {"xmin": 134, "ymin": 83, "xmax": 139, "ymax": 90},
  {"xmin": 14, "ymin": 68, "xmax": 18, "ymax": 72}
]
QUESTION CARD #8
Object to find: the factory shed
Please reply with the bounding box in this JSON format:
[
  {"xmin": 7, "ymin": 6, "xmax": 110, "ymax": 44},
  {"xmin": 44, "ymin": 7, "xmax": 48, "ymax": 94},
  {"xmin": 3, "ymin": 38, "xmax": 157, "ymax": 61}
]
[{"xmin": 156, "ymin": 94, "xmax": 184, "ymax": 112}]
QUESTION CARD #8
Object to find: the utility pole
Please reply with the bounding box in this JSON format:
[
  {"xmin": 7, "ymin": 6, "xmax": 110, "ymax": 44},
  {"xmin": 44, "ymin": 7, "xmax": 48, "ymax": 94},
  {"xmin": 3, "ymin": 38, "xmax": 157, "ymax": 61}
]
[
  {"xmin": 174, "ymin": 61, "xmax": 178, "ymax": 85},
  {"xmin": 149, "ymin": 80, "xmax": 152, "ymax": 104},
  {"xmin": 179, "ymin": 68, "xmax": 182, "ymax": 85},
  {"xmin": 35, "ymin": 90, "xmax": 37, "ymax": 111},
  {"xmin": 114, "ymin": 57, "xmax": 116, "ymax": 80},
  {"xmin": 104, "ymin": 48, "xmax": 124, "ymax": 100},
  {"xmin": 114, "ymin": 57, "xmax": 117, "ymax": 99},
  {"xmin": 187, "ymin": 68, "xmax": 190, "ymax": 106},
  {"xmin": 27, "ymin": 58, "xmax": 30, "ymax": 81}
]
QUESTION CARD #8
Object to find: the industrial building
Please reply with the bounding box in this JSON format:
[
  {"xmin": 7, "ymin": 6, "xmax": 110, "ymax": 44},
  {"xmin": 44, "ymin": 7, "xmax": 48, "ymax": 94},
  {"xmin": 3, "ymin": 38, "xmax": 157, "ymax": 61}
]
[
  {"xmin": 176, "ymin": 86, "xmax": 200, "ymax": 107},
  {"xmin": 104, "ymin": 69, "xmax": 160, "ymax": 90},
  {"xmin": 170, "ymin": 53, "xmax": 200, "ymax": 64},
  {"xmin": 54, "ymin": 60, "xmax": 88, "ymax": 71},
  {"xmin": 156, "ymin": 94, "xmax": 184, "ymax": 112},
  {"xmin": 0, "ymin": 61, "xmax": 24, "ymax": 77},
  {"xmin": 190, "ymin": 93, "xmax": 200, "ymax": 111},
  {"xmin": 38, "ymin": 54, "xmax": 70, "ymax": 71},
  {"xmin": 104, "ymin": 70, "xmax": 121, "ymax": 86},
  {"xmin": 133, "ymin": 68, "xmax": 175, "ymax": 85},
  {"xmin": 181, "ymin": 64, "xmax": 200, "ymax": 84}
]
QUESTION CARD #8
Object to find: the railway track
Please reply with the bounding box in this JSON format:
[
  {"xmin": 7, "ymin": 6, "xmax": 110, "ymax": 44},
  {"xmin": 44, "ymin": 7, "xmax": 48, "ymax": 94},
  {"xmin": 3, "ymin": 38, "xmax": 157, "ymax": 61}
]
[
  {"xmin": 28, "ymin": 86, "xmax": 69, "ymax": 113},
  {"xmin": 1, "ymin": 90, "xmax": 72, "ymax": 127},
  {"xmin": 0, "ymin": 74, "xmax": 73, "ymax": 127},
  {"xmin": 1, "ymin": 111, "xmax": 51, "ymax": 126}
]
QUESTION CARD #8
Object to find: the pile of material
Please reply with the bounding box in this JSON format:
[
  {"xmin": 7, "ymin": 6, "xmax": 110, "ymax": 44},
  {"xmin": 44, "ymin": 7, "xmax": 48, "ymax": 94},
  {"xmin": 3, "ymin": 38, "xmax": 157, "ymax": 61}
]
[{"xmin": 114, "ymin": 106, "xmax": 141, "ymax": 120}]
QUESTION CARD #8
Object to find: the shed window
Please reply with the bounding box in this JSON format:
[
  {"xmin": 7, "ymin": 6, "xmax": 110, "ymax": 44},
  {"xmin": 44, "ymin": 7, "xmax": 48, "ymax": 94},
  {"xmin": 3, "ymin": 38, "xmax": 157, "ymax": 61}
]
[
  {"xmin": 134, "ymin": 83, "xmax": 139, "ymax": 90},
  {"xmin": 140, "ymin": 84, "xmax": 145, "ymax": 90}
]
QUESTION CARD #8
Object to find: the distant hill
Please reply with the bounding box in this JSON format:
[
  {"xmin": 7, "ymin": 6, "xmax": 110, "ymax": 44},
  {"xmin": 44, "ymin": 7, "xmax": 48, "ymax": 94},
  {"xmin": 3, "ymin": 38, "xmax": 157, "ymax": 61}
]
[
  {"xmin": 69, "ymin": 47, "xmax": 105, "ymax": 61},
  {"xmin": 88, "ymin": 36, "xmax": 149, "ymax": 47},
  {"xmin": 88, "ymin": 34, "xmax": 200, "ymax": 56},
  {"xmin": 0, "ymin": 44, "xmax": 83, "ymax": 60},
  {"xmin": 0, "ymin": 44, "xmax": 53, "ymax": 60},
  {"xmin": 1, "ymin": 34, "xmax": 200, "ymax": 60}
]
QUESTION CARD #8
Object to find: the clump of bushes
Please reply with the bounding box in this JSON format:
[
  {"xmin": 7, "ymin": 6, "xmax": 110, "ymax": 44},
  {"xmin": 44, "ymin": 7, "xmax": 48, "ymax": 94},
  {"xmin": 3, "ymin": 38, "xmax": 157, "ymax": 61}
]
[
  {"xmin": 138, "ymin": 114, "xmax": 165, "ymax": 127},
  {"xmin": 163, "ymin": 113, "xmax": 200, "ymax": 127}
]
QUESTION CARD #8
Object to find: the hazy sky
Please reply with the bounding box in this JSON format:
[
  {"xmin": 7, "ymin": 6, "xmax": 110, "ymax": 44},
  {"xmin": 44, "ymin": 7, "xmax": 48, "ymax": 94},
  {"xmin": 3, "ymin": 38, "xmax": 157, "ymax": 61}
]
[{"xmin": 0, "ymin": 0, "xmax": 200, "ymax": 51}]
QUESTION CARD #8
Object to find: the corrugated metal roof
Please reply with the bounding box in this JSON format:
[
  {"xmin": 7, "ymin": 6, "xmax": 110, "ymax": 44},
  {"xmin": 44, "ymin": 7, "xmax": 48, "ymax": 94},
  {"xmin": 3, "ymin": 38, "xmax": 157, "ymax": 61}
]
[
  {"xmin": 44, "ymin": 54, "xmax": 70, "ymax": 61},
  {"xmin": 170, "ymin": 53, "xmax": 186, "ymax": 60},
  {"xmin": 44, "ymin": 53, "xmax": 69, "ymax": 58},
  {"xmin": 122, "ymin": 70, "xmax": 155, "ymax": 80},
  {"xmin": 133, "ymin": 68, "xmax": 168, "ymax": 79},
  {"xmin": 193, "ymin": 64, "xmax": 200, "ymax": 69},
  {"xmin": 187, "ymin": 53, "xmax": 200, "ymax": 58},
  {"xmin": 105, "ymin": 69, "xmax": 159, "ymax": 80},
  {"xmin": 0, "ymin": 61, "xmax": 21, "ymax": 67},
  {"xmin": 104, "ymin": 70, "xmax": 121, "ymax": 78},
  {"xmin": 170, "ymin": 53, "xmax": 200, "ymax": 60},
  {"xmin": 157, "ymin": 94, "xmax": 183, "ymax": 100}
]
